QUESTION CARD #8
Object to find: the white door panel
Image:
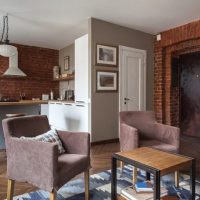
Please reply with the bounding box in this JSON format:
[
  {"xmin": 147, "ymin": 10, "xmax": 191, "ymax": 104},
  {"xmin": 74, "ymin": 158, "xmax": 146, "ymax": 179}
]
[
  {"xmin": 127, "ymin": 56, "xmax": 140, "ymax": 110},
  {"xmin": 119, "ymin": 46, "xmax": 146, "ymax": 112}
]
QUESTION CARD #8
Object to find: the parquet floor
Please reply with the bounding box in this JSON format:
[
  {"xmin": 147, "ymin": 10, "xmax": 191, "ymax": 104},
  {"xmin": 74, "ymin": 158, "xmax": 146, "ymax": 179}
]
[{"xmin": 0, "ymin": 136, "xmax": 200, "ymax": 199}]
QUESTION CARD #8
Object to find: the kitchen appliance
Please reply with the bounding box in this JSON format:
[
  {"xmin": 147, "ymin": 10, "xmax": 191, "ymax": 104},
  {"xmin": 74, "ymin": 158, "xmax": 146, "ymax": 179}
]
[
  {"xmin": 65, "ymin": 90, "xmax": 74, "ymax": 101},
  {"xmin": 42, "ymin": 94, "xmax": 49, "ymax": 101}
]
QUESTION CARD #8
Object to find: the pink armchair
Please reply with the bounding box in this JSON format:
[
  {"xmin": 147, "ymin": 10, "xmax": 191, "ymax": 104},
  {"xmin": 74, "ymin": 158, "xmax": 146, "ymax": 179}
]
[
  {"xmin": 119, "ymin": 111, "xmax": 180, "ymax": 184},
  {"xmin": 2, "ymin": 115, "xmax": 90, "ymax": 200},
  {"xmin": 120, "ymin": 111, "xmax": 180, "ymax": 153}
]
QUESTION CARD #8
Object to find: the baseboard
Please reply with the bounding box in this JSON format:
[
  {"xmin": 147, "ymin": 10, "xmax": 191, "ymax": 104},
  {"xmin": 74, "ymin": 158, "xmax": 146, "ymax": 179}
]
[{"xmin": 91, "ymin": 138, "xmax": 119, "ymax": 146}]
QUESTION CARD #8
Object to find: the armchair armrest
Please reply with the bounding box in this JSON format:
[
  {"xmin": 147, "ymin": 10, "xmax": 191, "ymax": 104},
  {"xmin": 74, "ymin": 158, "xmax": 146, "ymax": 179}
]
[
  {"xmin": 7, "ymin": 137, "xmax": 58, "ymax": 191},
  {"xmin": 57, "ymin": 131, "xmax": 90, "ymax": 156},
  {"xmin": 154, "ymin": 123, "xmax": 180, "ymax": 150},
  {"xmin": 120, "ymin": 123, "xmax": 139, "ymax": 151}
]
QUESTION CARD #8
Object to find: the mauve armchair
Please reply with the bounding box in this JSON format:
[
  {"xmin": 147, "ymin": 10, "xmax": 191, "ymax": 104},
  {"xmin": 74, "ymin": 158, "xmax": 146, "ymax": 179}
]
[
  {"xmin": 2, "ymin": 115, "xmax": 90, "ymax": 200},
  {"xmin": 120, "ymin": 111, "xmax": 180, "ymax": 153},
  {"xmin": 119, "ymin": 111, "xmax": 180, "ymax": 184}
]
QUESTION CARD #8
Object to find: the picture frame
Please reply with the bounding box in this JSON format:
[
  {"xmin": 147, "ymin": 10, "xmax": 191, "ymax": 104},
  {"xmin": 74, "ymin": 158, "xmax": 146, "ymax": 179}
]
[
  {"xmin": 64, "ymin": 56, "xmax": 70, "ymax": 71},
  {"xmin": 96, "ymin": 70, "xmax": 118, "ymax": 92},
  {"xmin": 96, "ymin": 44, "xmax": 118, "ymax": 67}
]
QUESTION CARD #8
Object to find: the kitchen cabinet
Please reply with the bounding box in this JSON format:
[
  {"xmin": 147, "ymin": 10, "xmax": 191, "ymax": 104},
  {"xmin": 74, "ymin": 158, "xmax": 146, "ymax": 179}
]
[
  {"xmin": 48, "ymin": 34, "xmax": 91, "ymax": 134},
  {"xmin": 49, "ymin": 102, "xmax": 89, "ymax": 132},
  {"xmin": 64, "ymin": 103, "xmax": 88, "ymax": 132},
  {"xmin": 49, "ymin": 102, "xmax": 64, "ymax": 130},
  {"xmin": 75, "ymin": 34, "xmax": 90, "ymax": 103},
  {"xmin": 41, "ymin": 104, "xmax": 49, "ymax": 117}
]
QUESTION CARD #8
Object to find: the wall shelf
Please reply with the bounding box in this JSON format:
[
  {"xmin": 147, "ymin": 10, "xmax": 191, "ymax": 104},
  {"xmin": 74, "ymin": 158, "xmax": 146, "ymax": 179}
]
[{"xmin": 53, "ymin": 75, "xmax": 74, "ymax": 82}]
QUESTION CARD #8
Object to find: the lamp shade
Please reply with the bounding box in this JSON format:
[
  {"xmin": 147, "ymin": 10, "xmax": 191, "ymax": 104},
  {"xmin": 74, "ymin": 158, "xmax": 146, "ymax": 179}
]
[{"xmin": 0, "ymin": 44, "xmax": 17, "ymax": 57}]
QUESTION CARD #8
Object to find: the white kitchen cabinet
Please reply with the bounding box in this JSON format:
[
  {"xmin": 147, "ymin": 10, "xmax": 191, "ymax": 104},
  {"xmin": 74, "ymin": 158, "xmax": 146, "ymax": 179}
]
[
  {"xmin": 75, "ymin": 34, "xmax": 89, "ymax": 103},
  {"xmin": 49, "ymin": 102, "xmax": 89, "ymax": 132},
  {"xmin": 49, "ymin": 103, "xmax": 65, "ymax": 130},
  {"xmin": 63, "ymin": 103, "xmax": 88, "ymax": 132},
  {"xmin": 41, "ymin": 104, "xmax": 49, "ymax": 118}
]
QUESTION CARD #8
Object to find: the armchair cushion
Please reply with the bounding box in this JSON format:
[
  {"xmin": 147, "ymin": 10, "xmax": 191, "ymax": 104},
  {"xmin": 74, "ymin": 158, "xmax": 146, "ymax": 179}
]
[
  {"xmin": 139, "ymin": 139, "xmax": 178, "ymax": 153},
  {"xmin": 21, "ymin": 129, "xmax": 65, "ymax": 154},
  {"xmin": 55, "ymin": 154, "xmax": 90, "ymax": 189}
]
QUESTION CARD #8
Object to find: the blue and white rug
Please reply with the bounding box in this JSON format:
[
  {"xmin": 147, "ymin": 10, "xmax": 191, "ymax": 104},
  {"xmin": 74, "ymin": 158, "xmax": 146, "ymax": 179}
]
[{"xmin": 13, "ymin": 165, "xmax": 200, "ymax": 200}]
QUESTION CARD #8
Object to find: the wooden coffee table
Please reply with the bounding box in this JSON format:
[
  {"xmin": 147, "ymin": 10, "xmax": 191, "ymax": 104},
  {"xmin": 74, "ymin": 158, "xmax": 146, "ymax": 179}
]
[{"xmin": 111, "ymin": 147, "xmax": 195, "ymax": 200}]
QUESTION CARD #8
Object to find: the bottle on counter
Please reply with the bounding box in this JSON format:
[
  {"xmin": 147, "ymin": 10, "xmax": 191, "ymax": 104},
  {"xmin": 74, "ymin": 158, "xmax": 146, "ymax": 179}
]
[
  {"xmin": 50, "ymin": 90, "xmax": 54, "ymax": 100},
  {"xmin": 20, "ymin": 92, "xmax": 26, "ymax": 100}
]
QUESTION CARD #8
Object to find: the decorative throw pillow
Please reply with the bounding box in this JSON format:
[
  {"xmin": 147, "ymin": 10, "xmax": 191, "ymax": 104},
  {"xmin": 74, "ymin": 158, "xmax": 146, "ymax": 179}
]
[{"xmin": 20, "ymin": 129, "xmax": 65, "ymax": 154}]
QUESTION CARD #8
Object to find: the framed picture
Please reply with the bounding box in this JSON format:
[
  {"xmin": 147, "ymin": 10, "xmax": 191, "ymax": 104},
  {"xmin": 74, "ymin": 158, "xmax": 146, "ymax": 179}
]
[
  {"xmin": 96, "ymin": 44, "xmax": 118, "ymax": 67},
  {"xmin": 96, "ymin": 70, "xmax": 118, "ymax": 92},
  {"xmin": 64, "ymin": 56, "xmax": 70, "ymax": 71}
]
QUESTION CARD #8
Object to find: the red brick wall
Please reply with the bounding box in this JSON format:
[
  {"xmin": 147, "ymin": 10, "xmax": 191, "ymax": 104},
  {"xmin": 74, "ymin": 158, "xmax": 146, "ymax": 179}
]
[
  {"xmin": 154, "ymin": 19, "xmax": 200, "ymax": 126},
  {"xmin": 0, "ymin": 44, "xmax": 59, "ymax": 99}
]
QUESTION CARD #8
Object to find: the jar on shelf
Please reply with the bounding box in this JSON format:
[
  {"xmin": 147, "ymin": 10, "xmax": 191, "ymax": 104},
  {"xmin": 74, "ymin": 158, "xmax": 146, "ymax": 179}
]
[{"xmin": 53, "ymin": 66, "xmax": 60, "ymax": 79}]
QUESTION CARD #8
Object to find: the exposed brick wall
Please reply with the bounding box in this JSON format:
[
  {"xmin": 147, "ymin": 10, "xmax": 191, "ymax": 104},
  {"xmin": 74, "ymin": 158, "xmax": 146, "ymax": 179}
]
[
  {"xmin": 154, "ymin": 19, "xmax": 200, "ymax": 126},
  {"xmin": 0, "ymin": 44, "xmax": 59, "ymax": 99}
]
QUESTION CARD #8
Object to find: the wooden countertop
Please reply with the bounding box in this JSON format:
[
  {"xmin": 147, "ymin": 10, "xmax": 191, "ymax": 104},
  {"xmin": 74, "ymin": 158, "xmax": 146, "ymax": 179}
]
[
  {"xmin": 48, "ymin": 100, "xmax": 75, "ymax": 104},
  {"xmin": 0, "ymin": 100, "xmax": 48, "ymax": 106}
]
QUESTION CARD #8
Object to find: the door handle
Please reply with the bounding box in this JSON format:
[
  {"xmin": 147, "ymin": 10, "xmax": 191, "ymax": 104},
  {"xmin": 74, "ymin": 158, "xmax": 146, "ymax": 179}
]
[{"xmin": 124, "ymin": 97, "xmax": 130, "ymax": 101}]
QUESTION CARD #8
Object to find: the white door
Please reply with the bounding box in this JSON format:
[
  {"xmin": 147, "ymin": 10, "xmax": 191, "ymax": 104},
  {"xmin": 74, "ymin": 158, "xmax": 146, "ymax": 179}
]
[{"xmin": 119, "ymin": 46, "xmax": 146, "ymax": 111}]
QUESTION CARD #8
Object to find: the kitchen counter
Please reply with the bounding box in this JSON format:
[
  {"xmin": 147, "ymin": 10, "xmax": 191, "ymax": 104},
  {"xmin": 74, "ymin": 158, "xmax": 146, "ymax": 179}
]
[
  {"xmin": 0, "ymin": 100, "xmax": 48, "ymax": 106},
  {"xmin": 48, "ymin": 100, "xmax": 75, "ymax": 104}
]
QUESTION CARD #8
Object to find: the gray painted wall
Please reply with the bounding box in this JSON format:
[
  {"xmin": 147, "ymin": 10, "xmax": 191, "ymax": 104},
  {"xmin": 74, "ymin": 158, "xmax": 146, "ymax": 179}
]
[
  {"xmin": 59, "ymin": 43, "xmax": 75, "ymax": 73},
  {"xmin": 59, "ymin": 44, "xmax": 75, "ymax": 96},
  {"xmin": 90, "ymin": 18, "xmax": 154, "ymax": 142}
]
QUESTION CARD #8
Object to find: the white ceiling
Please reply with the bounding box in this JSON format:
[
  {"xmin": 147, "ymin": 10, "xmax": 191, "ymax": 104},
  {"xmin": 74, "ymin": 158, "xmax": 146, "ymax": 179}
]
[{"xmin": 1, "ymin": 0, "xmax": 200, "ymax": 50}]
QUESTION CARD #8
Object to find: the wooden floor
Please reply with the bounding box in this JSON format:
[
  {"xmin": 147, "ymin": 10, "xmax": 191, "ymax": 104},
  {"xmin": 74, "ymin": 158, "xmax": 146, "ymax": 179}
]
[{"xmin": 0, "ymin": 136, "xmax": 200, "ymax": 199}]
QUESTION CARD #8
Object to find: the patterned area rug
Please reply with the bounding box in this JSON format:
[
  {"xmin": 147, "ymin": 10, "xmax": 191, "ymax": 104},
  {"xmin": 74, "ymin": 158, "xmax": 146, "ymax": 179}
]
[{"xmin": 13, "ymin": 165, "xmax": 200, "ymax": 200}]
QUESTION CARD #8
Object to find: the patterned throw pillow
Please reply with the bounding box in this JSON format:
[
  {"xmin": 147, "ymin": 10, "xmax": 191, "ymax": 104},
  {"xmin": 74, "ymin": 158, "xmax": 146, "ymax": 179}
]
[{"xmin": 21, "ymin": 129, "xmax": 65, "ymax": 154}]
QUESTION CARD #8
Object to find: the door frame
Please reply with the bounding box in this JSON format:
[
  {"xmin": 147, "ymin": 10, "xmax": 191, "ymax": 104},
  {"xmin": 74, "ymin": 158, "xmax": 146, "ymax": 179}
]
[{"xmin": 119, "ymin": 45, "xmax": 147, "ymax": 112}]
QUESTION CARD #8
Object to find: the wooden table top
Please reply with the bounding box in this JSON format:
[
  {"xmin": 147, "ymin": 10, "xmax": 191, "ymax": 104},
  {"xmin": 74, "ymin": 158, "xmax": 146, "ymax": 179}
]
[{"xmin": 115, "ymin": 147, "xmax": 193, "ymax": 175}]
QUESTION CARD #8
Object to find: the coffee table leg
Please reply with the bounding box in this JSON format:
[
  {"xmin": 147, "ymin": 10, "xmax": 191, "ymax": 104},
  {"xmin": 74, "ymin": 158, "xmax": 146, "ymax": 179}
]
[
  {"xmin": 175, "ymin": 170, "xmax": 179, "ymax": 188},
  {"xmin": 154, "ymin": 170, "xmax": 160, "ymax": 200},
  {"xmin": 111, "ymin": 157, "xmax": 117, "ymax": 200},
  {"xmin": 190, "ymin": 159, "xmax": 196, "ymax": 200}
]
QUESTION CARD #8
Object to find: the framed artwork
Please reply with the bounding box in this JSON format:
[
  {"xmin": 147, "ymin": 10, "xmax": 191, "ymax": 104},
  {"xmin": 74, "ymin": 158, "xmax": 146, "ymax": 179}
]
[
  {"xmin": 64, "ymin": 56, "xmax": 70, "ymax": 71},
  {"xmin": 96, "ymin": 70, "xmax": 118, "ymax": 92},
  {"xmin": 96, "ymin": 44, "xmax": 118, "ymax": 67}
]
